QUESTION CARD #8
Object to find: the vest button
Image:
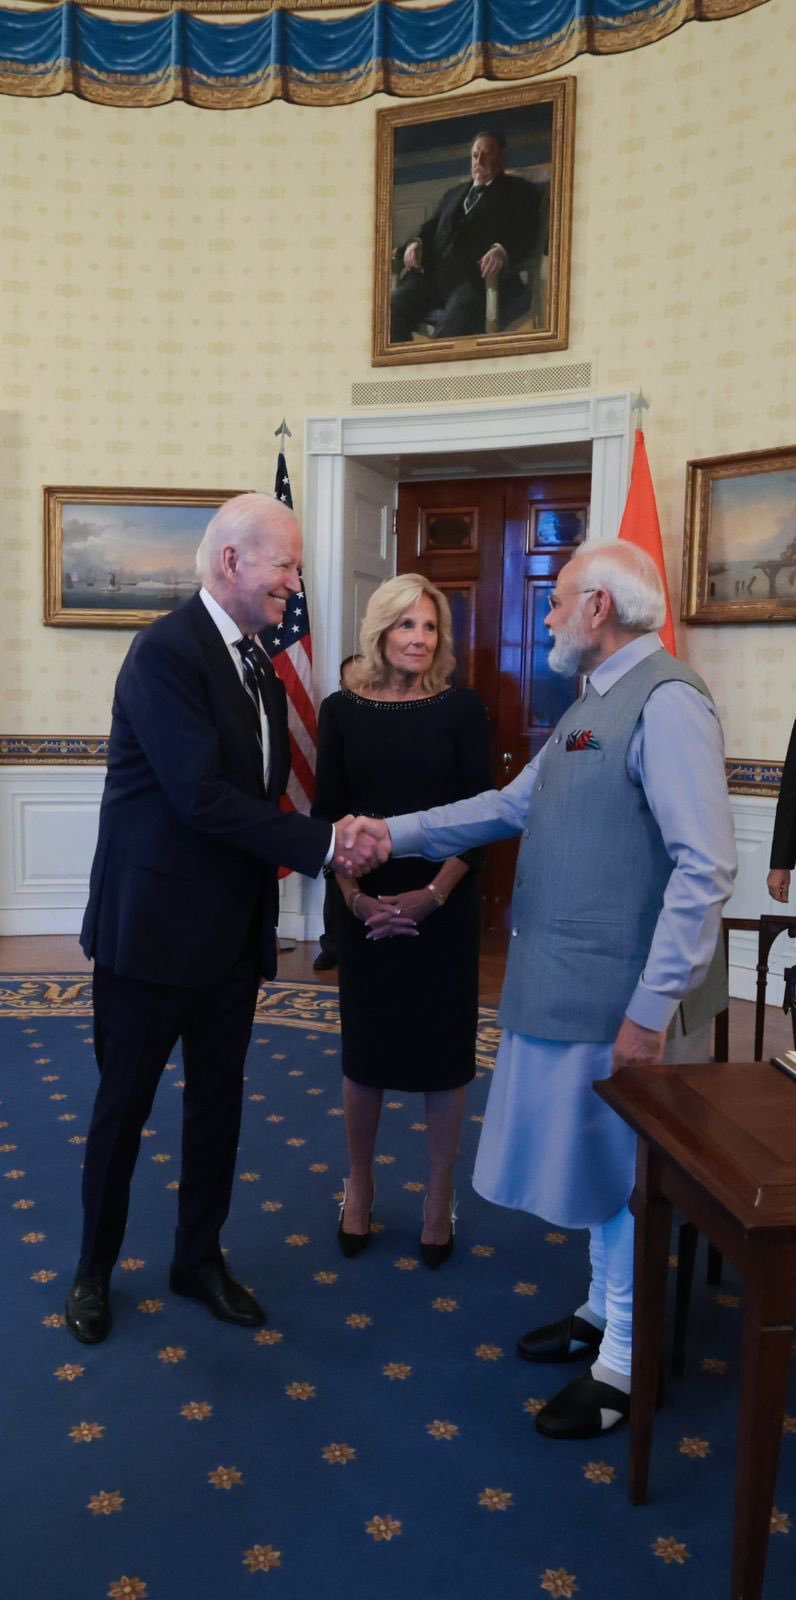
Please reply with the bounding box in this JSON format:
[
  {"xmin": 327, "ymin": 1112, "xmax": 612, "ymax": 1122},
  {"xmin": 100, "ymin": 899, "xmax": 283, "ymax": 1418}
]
[
  {"xmin": 515, "ymin": 876, "xmax": 523, "ymax": 888},
  {"xmin": 537, "ymin": 781, "xmax": 544, "ymax": 791},
  {"xmin": 555, "ymin": 735, "xmax": 561, "ymax": 744},
  {"xmin": 511, "ymin": 928, "xmax": 519, "ymax": 938},
  {"xmin": 523, "ymin": 829, "xmax": 530, "ymax": 839}
]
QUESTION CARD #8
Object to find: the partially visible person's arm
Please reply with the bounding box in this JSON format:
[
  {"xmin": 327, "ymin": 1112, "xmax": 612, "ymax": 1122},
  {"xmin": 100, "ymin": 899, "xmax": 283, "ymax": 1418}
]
[{"xmin": 768, "ymin": 720, "xmax": 796, "ymax": 903}]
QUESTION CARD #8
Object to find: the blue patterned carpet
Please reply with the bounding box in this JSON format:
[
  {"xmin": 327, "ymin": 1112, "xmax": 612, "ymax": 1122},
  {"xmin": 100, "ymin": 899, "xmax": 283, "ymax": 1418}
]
[{"xmin": 1, "ymin": 976, "xmax": 793, "ymax": 1600}]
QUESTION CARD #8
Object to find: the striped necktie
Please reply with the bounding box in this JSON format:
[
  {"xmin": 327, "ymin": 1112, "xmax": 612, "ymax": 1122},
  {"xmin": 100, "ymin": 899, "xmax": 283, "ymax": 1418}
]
[
  {"xmin": 235, "ymin": 635, "xmax": 273, "ymax": 775},
  {"xmin": 463, "ymin": 185, "xmax": 484, "ymax": 215}
]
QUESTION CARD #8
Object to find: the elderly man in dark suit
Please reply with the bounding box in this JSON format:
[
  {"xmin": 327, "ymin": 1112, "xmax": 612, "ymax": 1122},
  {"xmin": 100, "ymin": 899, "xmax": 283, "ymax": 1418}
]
[
  {"xmin": 66, "ymin": 493, "xmax": 384, "ymax": 1346},
  {"xmin": 390, "ymin": 129, "xmax": 543, "ymax": 342}
]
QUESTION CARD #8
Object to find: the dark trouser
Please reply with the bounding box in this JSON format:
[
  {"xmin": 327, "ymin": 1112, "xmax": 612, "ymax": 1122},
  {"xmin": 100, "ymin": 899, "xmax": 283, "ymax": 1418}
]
[
  {"xmin": 79, "ymin": 957, "xmax": 260, "ymax": 1276},
  {"xmin": 318, "ymin": 875, "xmax": 337, "ymax": 960},
  {"xmin": 390, "ymin": 273, "xmax": 487, "ymax": 342}
]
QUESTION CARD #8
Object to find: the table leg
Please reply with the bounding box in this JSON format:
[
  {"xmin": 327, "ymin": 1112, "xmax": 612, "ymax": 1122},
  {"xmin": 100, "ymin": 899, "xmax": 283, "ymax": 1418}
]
[
  {"xmin": 628, "ymin": 1144, "xmax": 672, "ymax": 1506},
  {"xmin": 731, "ymin": 1283, "xmax": 794, "ymax": 1600}
]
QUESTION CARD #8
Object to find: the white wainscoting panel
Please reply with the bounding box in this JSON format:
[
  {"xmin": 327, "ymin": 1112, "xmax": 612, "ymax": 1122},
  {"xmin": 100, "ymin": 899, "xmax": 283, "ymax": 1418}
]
[
  {"xmin": 0, "ymin": 767, "xmax": 104, "ymax": 934},
  {"xmin": 725, "ymin": 794, "xmax": 789, "ymax": 1006}
]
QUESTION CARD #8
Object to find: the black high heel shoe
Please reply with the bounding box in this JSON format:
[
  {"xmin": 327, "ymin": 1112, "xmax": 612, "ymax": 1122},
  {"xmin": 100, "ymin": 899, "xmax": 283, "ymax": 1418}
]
[
  {"xmin": 337, "ymin": 1179, "xmax": 374, "ymax": 1259},
  {"xmin": 420, "ymin": 1192, "xmax": 457, "ymax": 1270}
]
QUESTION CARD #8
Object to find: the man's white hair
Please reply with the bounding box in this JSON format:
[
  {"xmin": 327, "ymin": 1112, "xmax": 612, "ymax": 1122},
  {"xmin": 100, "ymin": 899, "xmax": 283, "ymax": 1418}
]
[
  {"xmin": 195, "ymin": 493, "xmax": 296, "ymax": 584},
  {"xmin": 573, "ymin": 539, "xmax": 667, "ymax": 632}
]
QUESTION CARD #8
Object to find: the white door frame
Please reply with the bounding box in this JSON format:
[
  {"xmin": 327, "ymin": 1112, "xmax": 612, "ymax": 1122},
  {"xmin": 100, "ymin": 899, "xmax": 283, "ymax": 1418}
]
[
  {"xmin": 303, "ymin": 392, "xmax": 632, "ymax": 701},
  {"xmin": 282, "ymin": 392, "xmax": 631, "ymax": 941}
]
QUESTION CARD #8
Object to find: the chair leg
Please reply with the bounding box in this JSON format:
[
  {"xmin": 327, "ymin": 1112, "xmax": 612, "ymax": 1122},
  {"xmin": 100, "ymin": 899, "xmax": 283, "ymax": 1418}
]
[
  {"xmin": 706, "ymin": 1243, "xmax": 723, "ymax": 1285},
  {"xmin": 671, "ymin": 1220, "xmax": 698, "ymax": 1377}
]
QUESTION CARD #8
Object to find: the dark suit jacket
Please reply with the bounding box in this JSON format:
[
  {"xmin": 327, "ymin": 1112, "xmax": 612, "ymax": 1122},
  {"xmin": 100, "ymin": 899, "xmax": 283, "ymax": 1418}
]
[
  {"xmin": 771, "ymin": 720, "xmax": 796, "ymax": 869},
  {"xmin": 417, "ymin": 171, "xmax": 542, "ymax": 301},
  {"xmin": 81, "ymin": 593, "xmax": 331, "ymax": 987}
]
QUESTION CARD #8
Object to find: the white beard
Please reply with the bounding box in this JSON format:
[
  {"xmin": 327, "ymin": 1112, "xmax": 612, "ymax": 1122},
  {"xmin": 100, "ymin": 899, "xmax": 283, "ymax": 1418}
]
[{"xmin": 549, "ymin": 618, "xmax": 589, "ymax": 677}]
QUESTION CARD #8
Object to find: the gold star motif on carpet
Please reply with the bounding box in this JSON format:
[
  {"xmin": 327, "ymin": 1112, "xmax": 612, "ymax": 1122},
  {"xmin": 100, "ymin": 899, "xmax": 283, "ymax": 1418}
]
[
  {"xmin": 137, "ymin": 1300, "xmax": 164, "ymax": 1314},
  {"xmin": 475, "ymin": 1344, "xmax": 503, "ymax": 1361},
  {"xmin": 432, "ymin": 1298, "xmax": 459, "ymax": 1313},
  {"xmin": 346, "ymin": 1314, "xmax": 372, "ymax": 1328},
  {"xmin": 180, "ymin": 1401, "xmax": 212, "ymax": 1420},
  {"xmin": 540, "ymin": 1569, "xmax": 579, "ymax": 1597},
  {"xmin": 254, "ymin": 1329, "xmax": 284, "ymax": 1345},
  {"xmin": 157, "ymin": 1347, "xmax": 186, "ymax": 1364},
  {"xmin": 108, "ymin": 1577, "xmax": 147, "ymax": 1599},
  {"xmin": 427, "ymin": 1420, "xmax": 459, "ymax": 1439},
  {"xmin": 88, "ymin": 1490, "xmax": 124, "ymax": 1516},
  {"xmin": 383, "ymin": 1363, "xmax": 412, "ymax": 1380},
  {"xmin": 583, "ymin": 1461, "xmax": 616, "ymax": 1484},
  {"xmin": 651, "ymin": 1535, "xmax": 690, "ymax": 1565},
  {"xmin": 679, "ymin": 1436, "xmax": 711, "ymax": 1457},
  {"xmin": 243, "ymin": 1545, "xmax": 282, "ymax": 1573},
  {"xmin": 479, "ymin": 1487, "xmax": 513, "ymax": 1510},
  {"xmin": 55, "ymin": 1364, "xmax": 85, "ymax": 1381},
  {"xmin": 209, "ymin": 1466, "xmax": 243, "ymax": 1490},
  {"xmin": 314, "ymin": 1271, "xmax": 338, "ymax": 1284},
  {"xmin": 70, "ymin": 1421, "xmax": 105, "ymax": 1443},
  {"xmin": 322, "ymin": 1443, "xmax": 357, "ymax": 1464},
  {"xmin": 771, "ymin": 1508, "xmax": 792, "ymax": 1533},
  {"xmin": 366, "ymin": 1515, "xmax": 402, "ymax": 1542},
  {"xmin": 286, "ymin": 1382, "xmax": 316, "ymax": 1401}
]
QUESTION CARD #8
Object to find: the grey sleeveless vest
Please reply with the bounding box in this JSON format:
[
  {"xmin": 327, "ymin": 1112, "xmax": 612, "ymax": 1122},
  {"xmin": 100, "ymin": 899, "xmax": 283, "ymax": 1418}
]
[{"xmin": 498, "ymin": 649, "xmax": 727, "ymax": 1043}]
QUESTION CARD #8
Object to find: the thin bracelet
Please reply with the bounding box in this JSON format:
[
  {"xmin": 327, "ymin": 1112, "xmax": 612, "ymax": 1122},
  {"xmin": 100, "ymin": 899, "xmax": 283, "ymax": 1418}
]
[
  {"xmin": 427, "ymin": 882, "xmax": 446, "ymax": 907},
  {"xmin": 350, "ymin": 891, "xmax": 363, "ymax": 919}
]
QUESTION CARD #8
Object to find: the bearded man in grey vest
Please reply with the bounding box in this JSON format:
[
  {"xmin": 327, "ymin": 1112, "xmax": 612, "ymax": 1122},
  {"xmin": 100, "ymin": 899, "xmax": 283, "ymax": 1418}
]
[{"xmin": 343, "ymin": 540, "xmax": 736, "ymax": 1439}]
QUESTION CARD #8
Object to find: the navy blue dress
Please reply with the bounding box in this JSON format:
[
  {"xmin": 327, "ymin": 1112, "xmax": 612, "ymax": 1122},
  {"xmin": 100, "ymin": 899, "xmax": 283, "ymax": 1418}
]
[{"xmin": 313, "ymin": 687, "xmax": 492, "ymax": 1092}]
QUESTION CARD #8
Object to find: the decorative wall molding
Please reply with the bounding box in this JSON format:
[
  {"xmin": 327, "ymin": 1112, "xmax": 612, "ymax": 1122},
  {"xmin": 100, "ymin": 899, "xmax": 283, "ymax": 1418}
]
[
  {"xmin": 0, "ymin": 736, "xmax": 108, "ymax": 767},
  {"xmin": 0, "ymin": 744, "xmax": 784, "ymax": 792}
]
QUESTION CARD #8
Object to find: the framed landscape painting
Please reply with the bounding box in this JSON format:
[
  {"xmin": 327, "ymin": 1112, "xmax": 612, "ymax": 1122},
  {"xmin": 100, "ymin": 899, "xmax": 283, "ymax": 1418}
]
[
  {"xmin": 44, "ymin": 486, "xmax": 246, "ymax": 629},
  {"xmin": 681, "ymin": 447, "xmax": 796, "ymax": 624},
  {"xmin": 372, "ymin": 79, "xmax": 575, "ymax": 367}
]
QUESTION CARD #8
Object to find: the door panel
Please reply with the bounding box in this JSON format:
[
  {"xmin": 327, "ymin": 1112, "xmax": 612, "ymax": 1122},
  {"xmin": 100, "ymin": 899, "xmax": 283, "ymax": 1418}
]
[
  {"xmin": 397, "ymin": 472, "xmax": 590, "ymax": 935},
  {"xmin": 342, "ymin": 460, "xmax": 398, "ymax": 659}
]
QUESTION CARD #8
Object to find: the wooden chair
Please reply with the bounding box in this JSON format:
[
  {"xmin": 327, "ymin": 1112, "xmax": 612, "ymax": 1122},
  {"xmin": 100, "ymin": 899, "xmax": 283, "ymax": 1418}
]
[{"xmin": 671, "ymin": 914, "xmax": 796, "ymax": 1376}]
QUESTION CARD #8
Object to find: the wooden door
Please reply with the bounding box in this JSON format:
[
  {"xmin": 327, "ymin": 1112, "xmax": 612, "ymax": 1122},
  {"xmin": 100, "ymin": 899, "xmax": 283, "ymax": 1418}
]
[{"xmin": 397, "ymin": 473, "xmax": 590, "ymax": 935}]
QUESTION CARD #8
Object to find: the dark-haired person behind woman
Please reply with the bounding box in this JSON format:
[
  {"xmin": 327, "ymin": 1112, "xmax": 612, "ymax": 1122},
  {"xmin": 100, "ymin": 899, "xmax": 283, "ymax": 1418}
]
[{"xmin": 313, "ymin": 575, "xmax": 492, "ymax": 1266}]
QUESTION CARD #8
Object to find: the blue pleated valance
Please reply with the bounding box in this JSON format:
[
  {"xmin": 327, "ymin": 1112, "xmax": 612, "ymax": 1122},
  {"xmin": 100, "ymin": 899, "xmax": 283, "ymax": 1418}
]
[{"xmin": 0, "ymin": 0, "xmax": 770, "ymax": 109}]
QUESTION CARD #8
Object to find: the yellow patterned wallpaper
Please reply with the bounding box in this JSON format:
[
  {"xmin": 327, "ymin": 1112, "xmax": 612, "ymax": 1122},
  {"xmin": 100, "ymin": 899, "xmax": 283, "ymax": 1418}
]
[{"xmin": 0, "ymin": 0, "xmax": 793, "ymax": 757}]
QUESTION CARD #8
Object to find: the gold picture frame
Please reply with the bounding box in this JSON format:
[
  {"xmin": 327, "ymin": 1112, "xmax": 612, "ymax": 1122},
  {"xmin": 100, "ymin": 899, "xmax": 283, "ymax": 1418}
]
[
  {"xmin": 372, "ymin": 79, "xmax": 575, "ymax": 367},
  {"xmin": 681, "ymin": 446, "xmax": 796, "ymax": 624},
  {"xmin": 44, "ymin": 485, "xmax": 247, "ymax": 629}
]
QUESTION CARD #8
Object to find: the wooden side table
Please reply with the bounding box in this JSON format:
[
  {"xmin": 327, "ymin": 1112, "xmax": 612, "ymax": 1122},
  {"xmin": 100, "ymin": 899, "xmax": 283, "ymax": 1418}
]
[{"xmin": 597, "ymin": 1061, "xmax": 796, "ymax": 1600}]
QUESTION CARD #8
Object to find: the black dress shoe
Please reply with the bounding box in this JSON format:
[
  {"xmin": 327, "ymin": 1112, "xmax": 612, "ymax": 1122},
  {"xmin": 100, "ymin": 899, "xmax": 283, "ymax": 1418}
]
[
  {"xmin": 535, "ymin": 1374, "xmax": 630, "ymax": 1440},
  {"xmin": 65, "ymin": 1271, "xmax": 112, "ymax": 1345},
  {"xmin": 169, "ymin": 1261, "xmax": 265, "ymax": 1327},
  {"xmin": 313, "ymin": 950, "xmax": 337, "ymax": 973},
  {"xmin": 517, "ymin": 1313, "xmax": 603, "ymax": 1364}
]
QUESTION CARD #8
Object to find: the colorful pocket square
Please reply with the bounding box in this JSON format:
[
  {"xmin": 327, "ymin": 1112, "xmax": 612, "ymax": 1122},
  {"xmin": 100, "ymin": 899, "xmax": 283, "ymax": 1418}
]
[{"xmin": 565, "ymin": 729, "xmax": 601, "ymax": 752}]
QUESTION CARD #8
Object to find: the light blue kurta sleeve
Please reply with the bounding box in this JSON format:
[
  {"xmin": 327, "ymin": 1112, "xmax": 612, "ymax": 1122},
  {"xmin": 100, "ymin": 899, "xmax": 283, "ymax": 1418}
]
[
  {"xmin": 624, "ymin": 681, "xmax": 737, "ymax": 1033},
  {"xmin": 387, "ymin": 744, "xmax": 547, "ymax": 860}
]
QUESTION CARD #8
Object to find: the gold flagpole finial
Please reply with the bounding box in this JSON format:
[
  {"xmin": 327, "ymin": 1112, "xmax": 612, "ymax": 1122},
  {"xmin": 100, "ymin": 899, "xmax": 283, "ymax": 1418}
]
[
  {"xmin": 274, "ymin": 418, "xmax": 292, "ymax": 445},
  {"xmin": 630, "ymin": 390, "xmax": 649, "ymax": 431}
]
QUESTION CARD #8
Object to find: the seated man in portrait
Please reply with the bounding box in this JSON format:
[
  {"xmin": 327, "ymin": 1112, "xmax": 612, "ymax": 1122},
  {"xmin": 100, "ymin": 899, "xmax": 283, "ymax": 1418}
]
[{"xmin": 390, "ymin": 129, "xmax": 545, "ymax": 343}]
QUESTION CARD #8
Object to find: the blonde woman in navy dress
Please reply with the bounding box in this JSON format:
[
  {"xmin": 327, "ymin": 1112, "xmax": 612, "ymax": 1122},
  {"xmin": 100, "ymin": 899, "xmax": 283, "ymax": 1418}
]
[{"xmin": 313, "ymin": 575, "xmax": 492, "ymax": 1266}]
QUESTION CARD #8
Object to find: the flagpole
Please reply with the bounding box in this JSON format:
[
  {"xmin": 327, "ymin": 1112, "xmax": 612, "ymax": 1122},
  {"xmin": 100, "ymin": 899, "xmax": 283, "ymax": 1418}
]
[{"xmin": 630, "ymin": 389, "xmax": 649, "ymax": 433}]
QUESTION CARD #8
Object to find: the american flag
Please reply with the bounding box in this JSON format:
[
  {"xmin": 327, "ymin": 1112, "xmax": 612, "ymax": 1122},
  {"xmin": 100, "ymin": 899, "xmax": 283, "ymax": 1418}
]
[{"xmin": 263, "ymin": 450, "xmax": 318, "ymax": 818}]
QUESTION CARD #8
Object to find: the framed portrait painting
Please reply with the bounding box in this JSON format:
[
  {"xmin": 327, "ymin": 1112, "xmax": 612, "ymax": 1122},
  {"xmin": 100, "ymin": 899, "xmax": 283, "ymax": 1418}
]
[
  {"xmin": 44, "ymin": 486, "xmax": 247, "ymax": 629},
  {"xmin": 681, "ymin": 447, "xmax": 796, "ymax": 624},
  {"xmin": 372, "ymin": 79, "xmax": 575, "ymax": 367}
]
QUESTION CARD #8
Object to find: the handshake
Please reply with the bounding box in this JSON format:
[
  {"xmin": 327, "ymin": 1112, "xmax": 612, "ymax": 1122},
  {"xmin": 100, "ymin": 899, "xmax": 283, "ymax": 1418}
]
[{"xmin": 332, "ymin": 816, "xmax": 392, "ymax": 877}]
